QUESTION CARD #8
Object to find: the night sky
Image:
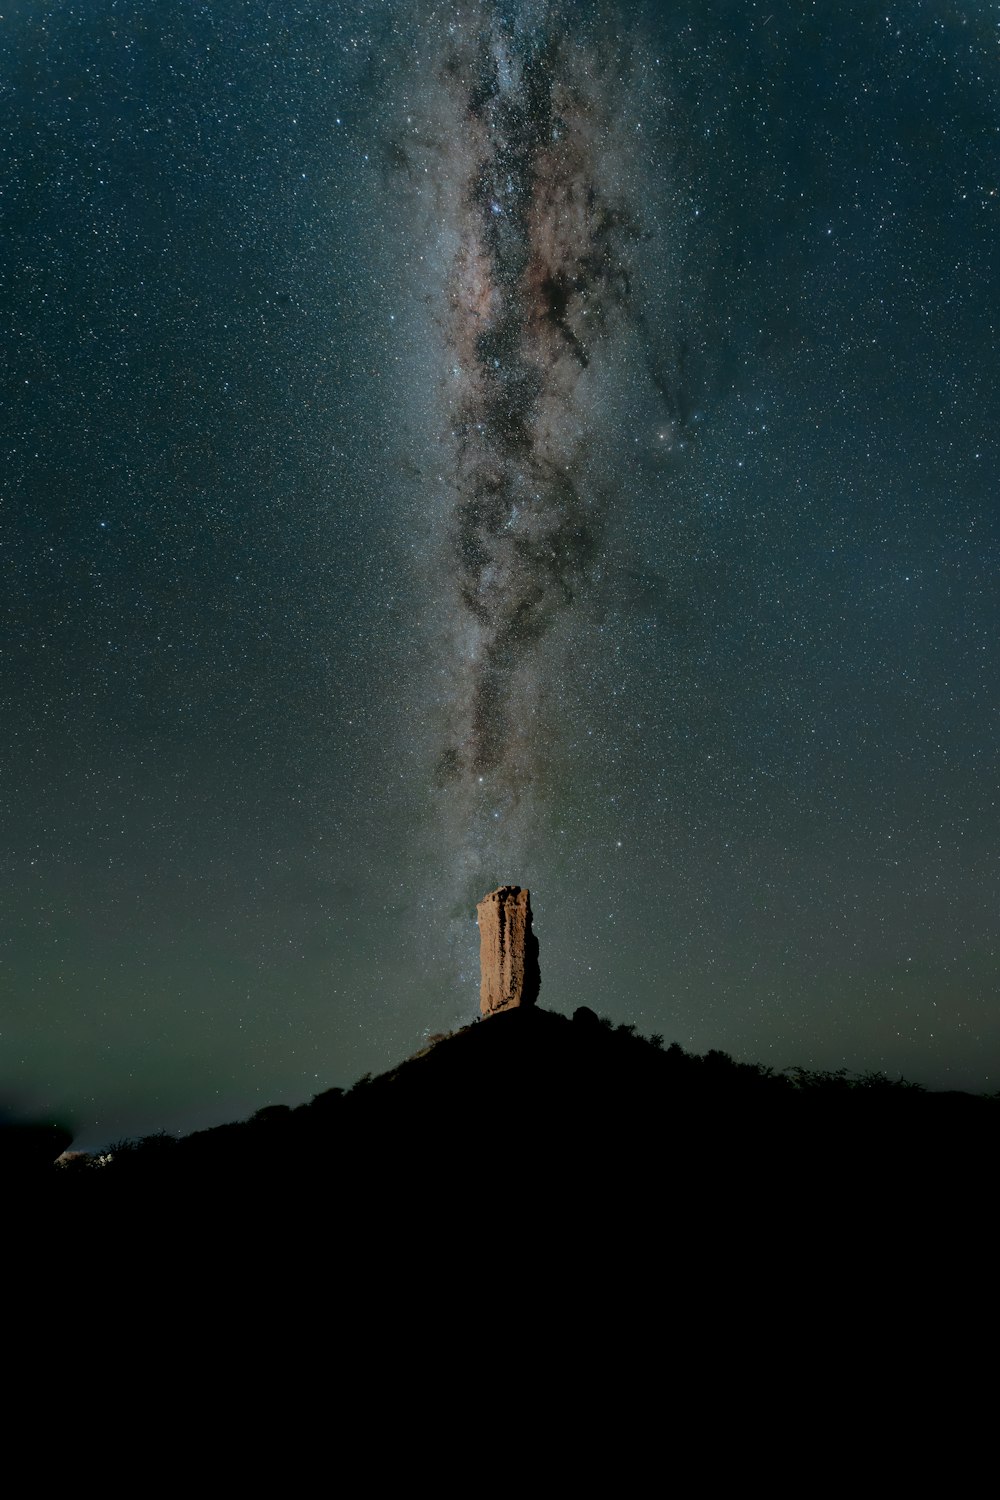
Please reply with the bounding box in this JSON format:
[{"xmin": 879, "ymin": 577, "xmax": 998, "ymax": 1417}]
[{"xmin": 3, "ymin": 1, "xmax": 998, "ymax": 1149}]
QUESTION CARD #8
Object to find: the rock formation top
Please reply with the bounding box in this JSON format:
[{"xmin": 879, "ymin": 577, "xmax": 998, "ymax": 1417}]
[{"xmin": 476, "ymin": 885, "xmax": 540, "ymax": 1017}]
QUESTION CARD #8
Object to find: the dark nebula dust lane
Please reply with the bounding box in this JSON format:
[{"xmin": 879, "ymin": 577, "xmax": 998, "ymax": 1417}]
[{"xmin": 432, "ymin": 4, "xmax": 642, "ymax": 805}]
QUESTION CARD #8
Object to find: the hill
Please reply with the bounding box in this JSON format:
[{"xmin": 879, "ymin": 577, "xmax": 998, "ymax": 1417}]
[{"xmin": 39, "ymin": 1006, "xmax": 996, "ymax": 1213}]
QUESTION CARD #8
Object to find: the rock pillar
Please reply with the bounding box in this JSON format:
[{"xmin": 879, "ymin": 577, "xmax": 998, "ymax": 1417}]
[{"xmin": 477, "ymin": 885, "xmax": 540, "ymax": 1016}]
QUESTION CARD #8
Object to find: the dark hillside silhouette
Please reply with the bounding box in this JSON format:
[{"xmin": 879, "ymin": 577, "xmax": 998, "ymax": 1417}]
[{"xmin": 24, "ymin": 1007, "xmax": 996, "ymax": 1232}]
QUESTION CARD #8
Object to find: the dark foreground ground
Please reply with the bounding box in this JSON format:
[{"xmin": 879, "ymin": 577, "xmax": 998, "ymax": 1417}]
[{"xmin": 6, "ymin": 1008, "xmax": 995, "ymax": 1381}]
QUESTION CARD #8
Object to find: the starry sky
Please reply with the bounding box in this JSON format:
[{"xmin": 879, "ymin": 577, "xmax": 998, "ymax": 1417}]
[{"xmin": 3, "ymin": 0, "xmax": 998, "ymax": 1148}]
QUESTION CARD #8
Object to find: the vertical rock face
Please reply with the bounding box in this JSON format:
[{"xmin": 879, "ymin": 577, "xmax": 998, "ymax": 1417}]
[{"xmin": 477, "ymin": 886, "xmax": 540, "ymax": 1017}]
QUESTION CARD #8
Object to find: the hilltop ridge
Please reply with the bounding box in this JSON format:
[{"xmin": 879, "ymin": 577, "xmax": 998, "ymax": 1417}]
[{"xmin": 43, "ymin": 1005, "xmax": 996, "ymax": 1200}]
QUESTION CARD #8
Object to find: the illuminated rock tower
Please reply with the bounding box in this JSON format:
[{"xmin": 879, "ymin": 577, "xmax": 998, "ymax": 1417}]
[{"xmin": 476, "ymin": 885, "xmax": 540, "ymax": 1016}]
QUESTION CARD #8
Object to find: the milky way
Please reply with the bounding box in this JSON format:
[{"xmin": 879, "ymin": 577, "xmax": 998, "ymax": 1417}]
[
  {"xmin": 438, "ymin": 10, "xmax": 631, "ymax": 787},
  {"xmin": 367, "ymin": 2, "xmax": 671, "ymax": 912}
]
